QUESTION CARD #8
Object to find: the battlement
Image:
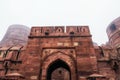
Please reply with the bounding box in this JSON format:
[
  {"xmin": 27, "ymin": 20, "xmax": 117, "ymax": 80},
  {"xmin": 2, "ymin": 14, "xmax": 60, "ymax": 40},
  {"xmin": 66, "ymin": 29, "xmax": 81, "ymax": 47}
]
[{"xmin": 29, "ymin": 26, "xmax": 90, "ymax": 37}]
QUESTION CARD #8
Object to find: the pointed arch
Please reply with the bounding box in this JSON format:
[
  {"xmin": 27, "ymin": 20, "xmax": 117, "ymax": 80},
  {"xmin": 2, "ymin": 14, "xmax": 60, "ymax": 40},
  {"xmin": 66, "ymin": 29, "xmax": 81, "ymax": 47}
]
[
  {"xmin": 56, "ymin": 27, "xmax": 64, "ymax": 33},
  {"xmin": 47, "ymin": 59, "xmax": 71, "ymax": 80},
  {"xmin": 40, "ymin": 51, "xmax": 76, "ymax": 80}
]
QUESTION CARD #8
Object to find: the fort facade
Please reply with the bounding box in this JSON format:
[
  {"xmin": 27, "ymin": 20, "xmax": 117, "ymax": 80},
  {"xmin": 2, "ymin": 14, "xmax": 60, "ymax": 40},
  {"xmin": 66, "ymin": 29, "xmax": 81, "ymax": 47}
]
[{"xmin": 0, "ymin": 17, "xmax": 120, "ymax": 80}]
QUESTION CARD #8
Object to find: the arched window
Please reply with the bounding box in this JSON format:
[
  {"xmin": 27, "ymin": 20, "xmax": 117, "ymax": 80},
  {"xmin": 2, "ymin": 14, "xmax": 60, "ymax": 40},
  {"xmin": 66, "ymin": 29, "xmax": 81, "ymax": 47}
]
[
  {"xmin": 113, "ymin": 62, "xmax": 119, "ymax": 72},
  {"xmin": 110, "ymin": 24, "xmax": 116, "ymax": 32}
]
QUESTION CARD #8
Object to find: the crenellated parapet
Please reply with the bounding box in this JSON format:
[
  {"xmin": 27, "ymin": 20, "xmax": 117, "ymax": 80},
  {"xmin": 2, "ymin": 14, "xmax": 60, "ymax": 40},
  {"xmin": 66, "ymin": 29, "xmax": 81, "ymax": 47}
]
[{"xmin": 29, "ymin": 26, "xmax": 90, "ymax": 37}]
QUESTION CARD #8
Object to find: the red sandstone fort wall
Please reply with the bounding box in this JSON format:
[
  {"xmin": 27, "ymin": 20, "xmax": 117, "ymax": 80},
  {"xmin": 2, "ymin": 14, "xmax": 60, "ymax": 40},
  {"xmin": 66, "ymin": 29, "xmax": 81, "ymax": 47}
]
[{"xmin": 19, "ymin": 26, "xmax": 97, "ymax": 80}]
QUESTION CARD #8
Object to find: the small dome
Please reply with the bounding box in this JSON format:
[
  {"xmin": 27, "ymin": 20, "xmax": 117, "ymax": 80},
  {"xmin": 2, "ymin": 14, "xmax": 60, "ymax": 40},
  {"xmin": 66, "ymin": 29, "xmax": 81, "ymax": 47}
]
[{"xmin": 106, "ymin": 17, "xmax": 120, "ymax": 38}]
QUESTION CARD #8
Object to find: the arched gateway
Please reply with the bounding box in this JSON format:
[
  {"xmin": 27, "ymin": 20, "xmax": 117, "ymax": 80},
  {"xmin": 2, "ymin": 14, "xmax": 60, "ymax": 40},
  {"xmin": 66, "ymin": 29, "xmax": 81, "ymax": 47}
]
[
  {"xmin": 41, "ymin": 52, "xmax": 76, "ymax": 80},
  {"xmin": 47, "ymin": 59, "xmax": 71, "ymax": 80}
]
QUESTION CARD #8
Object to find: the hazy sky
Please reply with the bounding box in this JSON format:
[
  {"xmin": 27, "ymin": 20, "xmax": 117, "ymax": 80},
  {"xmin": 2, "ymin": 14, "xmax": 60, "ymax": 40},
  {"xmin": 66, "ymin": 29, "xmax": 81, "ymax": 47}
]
[{"xmin": 0, "ymin": 0, "xmax": 120, "ymax": 45}]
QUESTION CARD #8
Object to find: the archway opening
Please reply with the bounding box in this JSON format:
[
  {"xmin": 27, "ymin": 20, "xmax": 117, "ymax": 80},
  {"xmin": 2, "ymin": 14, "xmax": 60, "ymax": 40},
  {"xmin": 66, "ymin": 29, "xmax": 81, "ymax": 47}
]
[{"xmin": 47, "ymin": 59, "xmax": 71, "ymax": 80}]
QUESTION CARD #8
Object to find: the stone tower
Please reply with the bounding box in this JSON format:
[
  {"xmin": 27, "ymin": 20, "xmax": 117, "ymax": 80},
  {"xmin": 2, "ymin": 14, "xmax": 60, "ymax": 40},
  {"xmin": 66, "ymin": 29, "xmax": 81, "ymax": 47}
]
[
  {"xmin": 106, "ymin": 17, "xmax": 120, "ymax": 80},
  {"xmin": 106, "ymin": 17, "xmax": 120, "ymax": 48},
  {"xmin": 0, "ymin": 24, "xmax": 30, "ymax": 47}
]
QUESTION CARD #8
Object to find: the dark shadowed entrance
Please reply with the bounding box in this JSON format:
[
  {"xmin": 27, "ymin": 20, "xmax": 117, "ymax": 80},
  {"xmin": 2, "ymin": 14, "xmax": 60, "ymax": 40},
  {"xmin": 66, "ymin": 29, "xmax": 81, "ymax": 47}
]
[{"xmin": 47, "ymin": 59, "xmax": 71, "ymax": 80}]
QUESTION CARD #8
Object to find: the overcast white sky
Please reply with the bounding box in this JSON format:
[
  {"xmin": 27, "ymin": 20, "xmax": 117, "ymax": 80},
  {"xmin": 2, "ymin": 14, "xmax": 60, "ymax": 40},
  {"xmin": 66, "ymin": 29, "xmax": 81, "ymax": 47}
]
[{"xmin": 0, "ymin": 0, "xmax": 120, "ymax": 45}]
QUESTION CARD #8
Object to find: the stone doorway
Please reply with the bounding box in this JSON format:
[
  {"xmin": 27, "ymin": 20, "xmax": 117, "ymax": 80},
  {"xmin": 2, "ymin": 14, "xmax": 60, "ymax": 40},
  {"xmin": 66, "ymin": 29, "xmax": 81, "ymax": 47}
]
[{"xmin": 46, "ymin": 59, "xmax": 71, "ymax": 80}]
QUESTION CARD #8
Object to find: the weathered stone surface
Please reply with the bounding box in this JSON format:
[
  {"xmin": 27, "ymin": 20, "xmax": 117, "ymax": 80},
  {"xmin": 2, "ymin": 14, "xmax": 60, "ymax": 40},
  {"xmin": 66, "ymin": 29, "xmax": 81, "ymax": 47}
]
[
  {"xmin": 19, "ymin": 26, "xmax": 98, "ymax": 80},
  {"xmin": 106, "ymin": 17, "xmax": 120, "ymax": 48},
  {"xmin": 1, "ymin": 20, "xmax": 120, "ymax": 80},
  {"xmin": 0, "ymin": 24, "xmax": 30, "ymax": 47}
]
